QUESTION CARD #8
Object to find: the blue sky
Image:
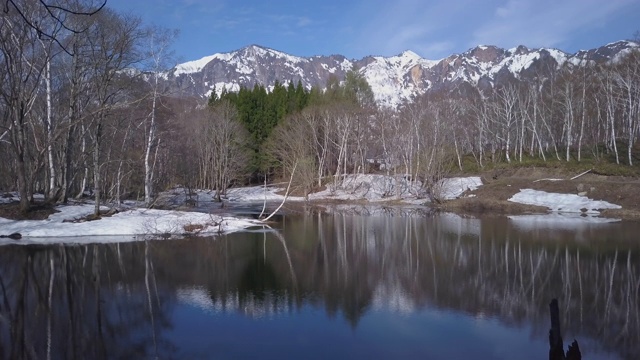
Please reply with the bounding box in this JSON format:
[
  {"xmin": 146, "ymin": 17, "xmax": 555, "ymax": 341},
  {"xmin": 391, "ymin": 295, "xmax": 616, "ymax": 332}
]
[{"xmin": 107, "ymin": 0, "xmax": 640, "ymax": 63}]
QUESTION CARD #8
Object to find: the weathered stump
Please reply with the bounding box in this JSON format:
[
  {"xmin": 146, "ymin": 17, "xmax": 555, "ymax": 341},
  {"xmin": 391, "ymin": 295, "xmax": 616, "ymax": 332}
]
[{"xmin": 549, "ymin": 298, "xmax": 581, "ymax": 360}]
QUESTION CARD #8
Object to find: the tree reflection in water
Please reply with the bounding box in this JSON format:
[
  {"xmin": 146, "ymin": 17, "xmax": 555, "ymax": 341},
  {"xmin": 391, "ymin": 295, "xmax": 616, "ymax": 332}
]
[
  {"xmin": 0, "ymin": 211, "xmax": 638, "ymax": 359},
  {"xmin": 0, "ymin": 242, "xmax": 175, "ymax": 359}
]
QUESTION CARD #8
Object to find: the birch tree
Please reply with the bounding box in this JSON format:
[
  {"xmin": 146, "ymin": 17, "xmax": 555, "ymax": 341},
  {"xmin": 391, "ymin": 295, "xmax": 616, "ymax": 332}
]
[
  {"xmin": 141, "ymin": 26, "xmax": 178, "ymax": 206},
  {"xmin": 612, "ymin": 50, "xmax": 640, "ymax": 165}
]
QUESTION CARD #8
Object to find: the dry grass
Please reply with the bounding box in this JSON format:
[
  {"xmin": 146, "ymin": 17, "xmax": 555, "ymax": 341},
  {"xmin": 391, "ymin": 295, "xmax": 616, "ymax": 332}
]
[{"xmin": 441, "ymin": 166, "xmax": 640, "ymax": 219}]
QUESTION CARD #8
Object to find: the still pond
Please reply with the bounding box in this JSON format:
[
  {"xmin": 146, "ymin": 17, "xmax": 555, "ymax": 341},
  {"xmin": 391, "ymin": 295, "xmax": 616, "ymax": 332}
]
[{"xmin": 1, "ymin": 206, "xmax": 639, "ymax": 359}]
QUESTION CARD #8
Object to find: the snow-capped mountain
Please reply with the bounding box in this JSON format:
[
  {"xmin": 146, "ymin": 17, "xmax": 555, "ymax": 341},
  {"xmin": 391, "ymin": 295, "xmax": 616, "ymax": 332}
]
[{"xmin": 164, "ymin": 41, "xmax": 638, "ymax": 108}]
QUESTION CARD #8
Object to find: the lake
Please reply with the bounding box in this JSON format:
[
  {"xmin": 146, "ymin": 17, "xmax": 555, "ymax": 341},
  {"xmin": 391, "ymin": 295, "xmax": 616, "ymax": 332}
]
[{"xmin": 1, "ymin": 206, "xmax": 639, "ymax": 359}]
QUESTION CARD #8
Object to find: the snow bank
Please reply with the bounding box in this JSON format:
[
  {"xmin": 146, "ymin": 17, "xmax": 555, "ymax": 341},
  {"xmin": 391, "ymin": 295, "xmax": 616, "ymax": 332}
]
[
  {"xmin": 180, "ymin": 174, "xmax": 482, "ymax": 205},
  {"xmin": 310, "ymin": 174, "xmax": 424, "ymax": 202},
  {"xmin": 0, "ymin": 203, "xmax": 262, "ymax": 244},
  {"xmin": 438, "ymin": 177, "xmax": 483, "ymax": 200},
  {"xmin": 226, "ymin": 185, "xmax": 303, "ymax": 202},
  {"xmin": 508, "ymin": 189, "xmax": 621, "ymax": 214}
]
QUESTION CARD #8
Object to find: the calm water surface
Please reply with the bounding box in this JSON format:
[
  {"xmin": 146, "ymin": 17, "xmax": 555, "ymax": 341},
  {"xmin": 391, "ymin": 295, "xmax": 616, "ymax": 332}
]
[{"xmin": 1, "ymin": 207, "xmax": 639, "ymax": 359}]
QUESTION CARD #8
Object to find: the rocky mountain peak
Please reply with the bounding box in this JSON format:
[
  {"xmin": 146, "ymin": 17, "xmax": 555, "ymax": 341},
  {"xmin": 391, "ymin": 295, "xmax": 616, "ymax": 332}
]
[
  {"xmin": 164, "ymin": 40, "xmax": 639, "ymax": 108},
  {"xmin": 467, "ymin": 45, "xmax": 506, "ymax": 63},
  {"xmin": 574, "ymin": 40, "xmax": 639, "ymax": 62},
  {"xmin": 510, "ymin": 45, "xmax": 530, "ymax": 55}
]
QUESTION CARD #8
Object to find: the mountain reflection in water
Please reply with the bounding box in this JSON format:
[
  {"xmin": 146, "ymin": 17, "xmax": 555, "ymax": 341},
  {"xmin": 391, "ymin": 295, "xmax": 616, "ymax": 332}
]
[{"xmin": 0, "ymin": 211, "xmax": 638, "ymax": 359}]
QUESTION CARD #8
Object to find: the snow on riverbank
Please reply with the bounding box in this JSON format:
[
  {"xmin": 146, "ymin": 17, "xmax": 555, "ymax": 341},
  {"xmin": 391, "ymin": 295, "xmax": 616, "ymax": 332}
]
[
  {"xmin": 505, "ymin": 188, "xmax": 623, "ymax": 227},
  {"xmin": 439, "ymin": 177, "xmax": 483, "ymax": 200},
  {"xmin": 508, "ymin": 188, "xmax": 621, "ymax": 214},
  {"xmin": 0, "ymin": 203, "xmax": 263, "ymax": 244},
  {"xmin": 2, "ymin": 175, "xmax": 625, "ymax": 244},
  {"xmin": 3, "ymin": 174, "xmax": 482, "ymax": 244},
  {"xmin": 309, "ymin": 174, "xmax": 422, "ymax": 202},
  {"xmin": 226, "ymin": 185, "xmax": 304, "ymax": 202},
  {"xmin": 225, "ymin": 174, "xmax": 483, "ymax": 203}
]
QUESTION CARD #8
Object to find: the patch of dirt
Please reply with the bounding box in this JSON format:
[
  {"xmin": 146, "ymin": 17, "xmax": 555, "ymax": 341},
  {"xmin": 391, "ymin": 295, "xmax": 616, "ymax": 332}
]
[
  {"xmin": 440, "ymin": 197, "xmax": 548, "ymax": 215},
  {"xmin": 0, "ymin": 202, "xmax": 58, "ymax": 220},
  {"xmin": 440, "ymin": 167, "xmax": 640, "ymax": 219},
  {"xmin": 62, "ymin": 208, "xmax": 119, "ymax": 223}
]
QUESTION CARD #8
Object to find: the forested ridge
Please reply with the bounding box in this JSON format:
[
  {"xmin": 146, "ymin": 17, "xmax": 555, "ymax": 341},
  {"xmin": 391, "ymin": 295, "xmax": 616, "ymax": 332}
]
[{"xmin": 1, "ymin": 2, "xmax": 639, "ymax": 215}]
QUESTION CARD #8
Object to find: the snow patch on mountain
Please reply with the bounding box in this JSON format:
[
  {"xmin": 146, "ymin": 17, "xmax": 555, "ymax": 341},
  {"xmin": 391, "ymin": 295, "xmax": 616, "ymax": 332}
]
[
  {"xmin": 546, "ymin": 49, "xmax": 569, "ymax": 66},
  {"xmin": 175, "ymin": 54, "xmax": 225, "ymax": 76},
  {"xmin": 246, "ymin": 44, "xmax": 308, "ymax": 65},
  {"xmin": 361, "ymin": 51, "xmax": 439, "ymax": 108},
  {"xmin": 340, "ymin": 58, "xmax": 353, "ymax": 71},
  {"xmin": 505, "ymin": 52, "xmax": 540, "ymax": 75},
  {"xmin": 167, "ymin": 41, "xmax": 639, "ymax": 108}
]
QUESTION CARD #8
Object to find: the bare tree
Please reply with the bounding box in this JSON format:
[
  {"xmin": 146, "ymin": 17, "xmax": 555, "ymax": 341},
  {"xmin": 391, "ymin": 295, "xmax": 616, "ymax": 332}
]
[
  {"xmin": 0, "ymin": 2, "xmax": 52, "ymax": 212},
  {"xmin": 301, "ymin": 105, "xmax": 331, "ymax": 187},
  {"xmin": 611, "ymin": 50, "xmax": 640, "ymax": 165},
  {"xmin": 140, "ymin": 26, "xmax": 178, "ymax": 206},
  {"xmin": 490, "ymin": 83, "xmax": 520, "ymax": 163},
  {"xmin": 191, "ymin": 101, "xmax": 250, "ymax": 201},
  {"xmin": 81, "ymin": 9, "xmax": 142, "ymax": 216},
  {"xmin": 4, "ymin": 0, "xmax": 106, "ymax": 55},
  {"xmin": 265, "ymin": 112, "xmax": 317, "ymax": 199}
]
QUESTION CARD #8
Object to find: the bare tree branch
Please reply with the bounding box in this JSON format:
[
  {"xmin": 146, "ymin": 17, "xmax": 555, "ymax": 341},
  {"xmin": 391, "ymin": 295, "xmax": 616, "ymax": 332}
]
[{"xmin": 3, "ymin": 0, "xmax": 106, "ymax": 56}]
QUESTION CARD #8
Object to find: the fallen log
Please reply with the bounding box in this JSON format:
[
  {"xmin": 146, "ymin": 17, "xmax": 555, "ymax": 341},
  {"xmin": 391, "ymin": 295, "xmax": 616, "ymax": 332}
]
[{"xmin": 570, "ymin": 169, "xmax": 592, "ymax": 181}]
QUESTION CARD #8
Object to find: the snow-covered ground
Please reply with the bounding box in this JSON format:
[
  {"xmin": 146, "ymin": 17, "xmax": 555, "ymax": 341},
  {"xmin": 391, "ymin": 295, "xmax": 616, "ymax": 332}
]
[
  {"xmin": 506, "ymin": 188, "xmax": 622, "ymax": 227},
  {"xmin": 309, "ymin": 174, "xmax": 424, "ymax": 202},
  {"xmin": 0, "ymin": 201, "xmax": 263, "ymax": 245},
  {"xmin": 508, "ymin": 188, "xmax": 621, "ymax": 214},
  {"xmin": 438, "ymin": 177, "xmax": 483, "ymax": 200}
]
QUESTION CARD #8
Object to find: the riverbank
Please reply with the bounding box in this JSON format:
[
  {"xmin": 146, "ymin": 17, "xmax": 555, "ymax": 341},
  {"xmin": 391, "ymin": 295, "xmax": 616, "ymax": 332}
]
[
  {"xmin": 439, "ymin": 167, "xmax": 640, "ymax": 220},
  {"xmin": 2, "ymin": 167, "xmax": 638, "ymax": 243}
]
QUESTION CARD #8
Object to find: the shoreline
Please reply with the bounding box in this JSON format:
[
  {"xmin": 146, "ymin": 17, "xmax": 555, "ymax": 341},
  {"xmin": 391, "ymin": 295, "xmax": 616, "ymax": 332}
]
[
  {"xmin": 438, "ymin": 168, "xmax": 640, "ymax": 220},
  {"xmin": 2, "ymin": 168, "xmax": 639, "ymax": 240}
]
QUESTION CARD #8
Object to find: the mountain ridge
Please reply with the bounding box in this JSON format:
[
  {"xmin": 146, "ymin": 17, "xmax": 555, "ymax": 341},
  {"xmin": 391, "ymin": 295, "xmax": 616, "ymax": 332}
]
[{"xmin": 163, "ymin": 40, "xmax": 639, "ymax": 108}]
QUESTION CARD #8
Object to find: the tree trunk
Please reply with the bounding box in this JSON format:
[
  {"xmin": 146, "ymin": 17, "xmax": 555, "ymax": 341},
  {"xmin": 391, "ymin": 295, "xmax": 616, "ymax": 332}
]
[
  {"xmin": 93, "ymin": 122, "xmax": 103, "ymax": 217},
  {"xmin": 144, "ymin": 81, "xmax": 158, "ymax": 207},
  {"xmin": 45, "ymin": 59, "xmax": 57, "ymax": 200}
]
